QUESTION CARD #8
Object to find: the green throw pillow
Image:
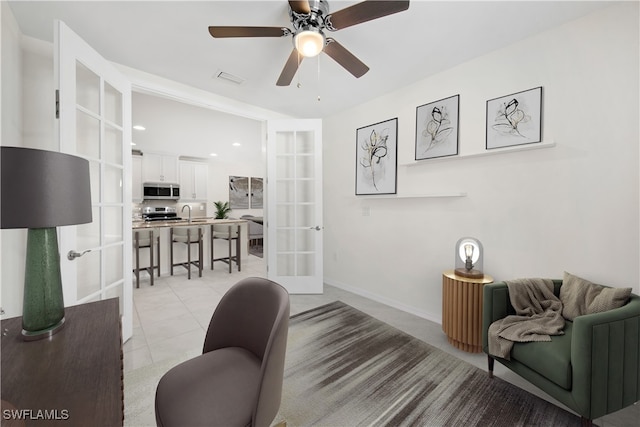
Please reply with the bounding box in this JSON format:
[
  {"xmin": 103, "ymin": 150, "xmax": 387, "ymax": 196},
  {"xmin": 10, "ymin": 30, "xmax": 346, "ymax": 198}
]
[{"xmin": 559, "ymin": 271, "xmax": 632, "ymax": 320}]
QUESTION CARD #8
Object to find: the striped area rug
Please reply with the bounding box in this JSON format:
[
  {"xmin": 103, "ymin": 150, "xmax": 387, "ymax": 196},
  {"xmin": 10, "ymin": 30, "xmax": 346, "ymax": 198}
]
[{"xmin": 276, "ymin": 301, "xmax": 582, "ymax": 426}]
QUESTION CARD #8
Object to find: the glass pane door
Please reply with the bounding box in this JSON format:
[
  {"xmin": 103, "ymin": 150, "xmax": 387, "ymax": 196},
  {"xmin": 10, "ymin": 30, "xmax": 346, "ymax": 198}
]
[
  {"xmin": 267, "ymin": 120, "xmax": 323, "ymax": 294},
  {"xmin": 56, "ymin": 20, "xmax": 133, "ymax": 341}
]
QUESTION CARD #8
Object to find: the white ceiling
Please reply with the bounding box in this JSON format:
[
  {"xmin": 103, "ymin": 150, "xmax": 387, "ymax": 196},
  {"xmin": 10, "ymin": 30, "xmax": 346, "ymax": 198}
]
[{"xmin": 8, "ymin": 1, "xmax": 612, "ymax": 119}]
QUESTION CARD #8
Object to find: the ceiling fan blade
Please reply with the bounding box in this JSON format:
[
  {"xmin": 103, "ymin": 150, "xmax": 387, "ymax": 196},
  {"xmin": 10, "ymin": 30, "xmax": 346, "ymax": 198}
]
[
  {"xmin": 325, "ymin": 0, "xmax": 410, "ymax": 31},
  {"xmin": 323, "ymin": 38, "xmax": 369, "ymax": 78},
  {"xmin": 289, "ymin": 0, "xmax": 311, "ymax": 14},
  {"xmin": 277, "ymin": 49, "xmax": 302, "ymax": 86},
  {"xmin": 208, "ymin": 26, "xmax": 288, "ymax": 38}
]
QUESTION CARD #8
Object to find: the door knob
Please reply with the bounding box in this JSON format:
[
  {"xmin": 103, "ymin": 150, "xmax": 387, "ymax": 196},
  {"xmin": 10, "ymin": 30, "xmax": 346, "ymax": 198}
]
[
  {"xmin": 67, "ymin": 249, "xmax": 91, "ymax": 261},
  {"xmin": 309, "ymin": 226, "xmax": 322, "ymax": 231}
]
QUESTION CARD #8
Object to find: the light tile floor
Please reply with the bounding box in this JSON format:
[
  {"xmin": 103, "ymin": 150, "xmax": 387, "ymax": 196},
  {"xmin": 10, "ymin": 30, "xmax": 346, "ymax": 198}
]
[{"xmin": 124, "ymin": 254, "xmax": 637, "ymax": 427}]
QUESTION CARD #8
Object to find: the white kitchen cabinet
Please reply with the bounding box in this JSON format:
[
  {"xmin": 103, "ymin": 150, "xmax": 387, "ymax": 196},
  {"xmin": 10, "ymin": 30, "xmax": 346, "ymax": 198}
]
[
  {"xmin": 132, "ymin": 154, "xmax": 143, "ymax": 202},
  {"xmin": 179, "ymin": 160, "xmax": 208, "ymax": 201},
  {"xmin": 143, "ymin": 153, "xmax": 178, "ymax": 183}
]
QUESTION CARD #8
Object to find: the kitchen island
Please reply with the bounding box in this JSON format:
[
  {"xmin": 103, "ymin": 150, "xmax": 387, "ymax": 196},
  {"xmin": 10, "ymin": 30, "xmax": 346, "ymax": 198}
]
[
  {"xmin": 132, "ymin": 217, "xmax": 246, "ymax": 230},
  {"xmin": 132, "ymin": 218, "xmax": 249, "ymax": 277}
]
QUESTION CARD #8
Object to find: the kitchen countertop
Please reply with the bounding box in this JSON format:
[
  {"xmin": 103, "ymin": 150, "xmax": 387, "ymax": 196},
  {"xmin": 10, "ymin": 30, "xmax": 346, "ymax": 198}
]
[{"xmin": 132, "ymin": 218, "xmax": 247, "ymax": 229}]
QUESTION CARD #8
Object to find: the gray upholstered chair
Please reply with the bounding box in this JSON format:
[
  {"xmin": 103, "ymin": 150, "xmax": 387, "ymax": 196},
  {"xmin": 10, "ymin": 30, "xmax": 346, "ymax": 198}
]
[
  {"xmin": 241, "ymin": 215, "xmax": 264, "ymax": 247},
  {"xmin": 155, "ymin": 277, "xmax": 290, "ymax": 427}
]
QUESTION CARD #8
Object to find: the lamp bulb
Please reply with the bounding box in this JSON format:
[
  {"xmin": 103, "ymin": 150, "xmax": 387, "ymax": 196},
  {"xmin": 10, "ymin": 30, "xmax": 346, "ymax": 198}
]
[{"xmin": 464, "ymin": 244, "xmax": 474, "ymax": 271}]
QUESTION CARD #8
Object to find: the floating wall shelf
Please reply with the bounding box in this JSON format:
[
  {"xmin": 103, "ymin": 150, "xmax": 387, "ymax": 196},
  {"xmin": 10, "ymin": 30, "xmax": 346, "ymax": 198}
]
[
  {"xmin": 401, "ymin": 141, "xmax": 556, "ymax": 167},
  {"xmin": 356, "ymin": 142, "xmax": 555, "ymax": 200}
]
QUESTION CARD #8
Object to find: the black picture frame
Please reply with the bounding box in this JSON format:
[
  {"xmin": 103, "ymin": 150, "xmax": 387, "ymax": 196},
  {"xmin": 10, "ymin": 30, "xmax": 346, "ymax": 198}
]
[
  {"xmin": 355, "ymin": 118, "xmax": 398, "ymax": 195},
  {"xmin": 415, "ymin": 94, "xmax": 460, "ymax": 160},
  {"xmin": 486, "ymin": 86, "xmax": 543, "ymax": 150}
]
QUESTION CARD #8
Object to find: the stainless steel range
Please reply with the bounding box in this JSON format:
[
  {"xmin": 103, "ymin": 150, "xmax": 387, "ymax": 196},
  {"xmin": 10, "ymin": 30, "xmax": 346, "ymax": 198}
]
[{"xmin": 142, "ymin": 206, "xmax": 182, "ymax": 222}]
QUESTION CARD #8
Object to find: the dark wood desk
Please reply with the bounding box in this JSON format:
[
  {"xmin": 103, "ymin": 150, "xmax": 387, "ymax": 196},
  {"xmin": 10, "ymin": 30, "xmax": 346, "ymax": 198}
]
[{"xmin": 1, "ymin": 299, "xmax": 123, "ymax": 426}]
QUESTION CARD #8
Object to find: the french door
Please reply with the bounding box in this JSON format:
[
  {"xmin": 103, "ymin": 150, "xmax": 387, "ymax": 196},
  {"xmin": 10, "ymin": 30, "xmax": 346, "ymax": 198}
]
[
  {"xmin": 266, "ymin": 119, "xmax": 323, "ymax": 294},
  {"xmin": 55, "ymin": 21, "xmax": 133, "ymax": 341}
]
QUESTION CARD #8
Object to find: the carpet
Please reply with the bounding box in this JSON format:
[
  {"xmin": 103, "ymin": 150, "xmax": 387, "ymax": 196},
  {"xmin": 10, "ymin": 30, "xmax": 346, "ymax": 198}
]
[
  {"xmin": 124, "ymin": 301, "xmax": 583, "ymax": 426},
  {"xmin": 275, "ymin": 301, "xmax": 583, "ymax": 426}
]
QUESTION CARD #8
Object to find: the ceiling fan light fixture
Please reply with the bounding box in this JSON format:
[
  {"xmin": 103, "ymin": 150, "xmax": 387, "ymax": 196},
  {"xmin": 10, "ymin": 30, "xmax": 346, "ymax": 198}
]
[{"xmin": 294, "ymin": 29, "xmax": 325, "ymax": 58}]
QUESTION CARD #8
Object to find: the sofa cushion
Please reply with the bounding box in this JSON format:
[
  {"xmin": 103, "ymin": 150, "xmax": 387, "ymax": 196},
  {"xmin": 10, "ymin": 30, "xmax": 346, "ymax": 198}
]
[
  {"xmin": 560, "ymin": 272, "xmax": 632, "ymax": 320},
  {"xmin": 511, "ymin": 321, "xmax": 573, "ymax": 390}
]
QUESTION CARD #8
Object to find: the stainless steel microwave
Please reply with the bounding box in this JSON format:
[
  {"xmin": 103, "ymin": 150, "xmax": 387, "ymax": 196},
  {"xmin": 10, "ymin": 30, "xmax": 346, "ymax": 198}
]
[{"xmin": 143, "ymin": 183, "xmax": 180, "ymax": 200}]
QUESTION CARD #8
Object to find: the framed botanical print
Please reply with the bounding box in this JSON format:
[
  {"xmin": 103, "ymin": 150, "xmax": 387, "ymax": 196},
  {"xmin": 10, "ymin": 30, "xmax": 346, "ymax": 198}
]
[
  {"xmin": 355, "ymin": 118, "xmax": 398, "ymax": 195},
  {"xmin": 415, "ymin": 94, "xmax": 459, "ymax": 160},
  {"xmin": 486, "ymin": 86, "xmax": 542, "ymax": 149}
]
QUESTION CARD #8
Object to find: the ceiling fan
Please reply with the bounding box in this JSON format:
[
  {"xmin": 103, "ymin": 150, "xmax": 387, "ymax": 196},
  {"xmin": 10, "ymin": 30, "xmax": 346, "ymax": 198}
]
[{"xmin": 208, "ymin": 0, "xmax": 410, "ymax": 86}]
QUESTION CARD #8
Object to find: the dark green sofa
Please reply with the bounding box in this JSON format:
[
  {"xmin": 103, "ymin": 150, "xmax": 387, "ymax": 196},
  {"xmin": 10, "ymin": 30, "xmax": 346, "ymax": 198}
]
[{"xmin": 482, "ymin": 280, "xmax": 640, "ymax": 426}]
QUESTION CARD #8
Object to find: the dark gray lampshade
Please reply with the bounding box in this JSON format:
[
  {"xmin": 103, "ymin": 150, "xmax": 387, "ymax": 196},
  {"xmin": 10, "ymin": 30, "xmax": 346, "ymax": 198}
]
[{"xmin": 1, "ymin": 146, "xmax": 92, "ymax": 229}]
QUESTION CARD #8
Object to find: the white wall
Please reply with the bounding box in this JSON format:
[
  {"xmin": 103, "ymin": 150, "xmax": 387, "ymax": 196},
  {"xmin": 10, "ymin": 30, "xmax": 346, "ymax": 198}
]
[
  {"xmin": 1, "ymin": 1, "xmax": 27, "ymax": 318},
  {"xmin": 1, "ymin": 32, "xmax": 74, "ymax": 318},
  {"xmin": 21, "ymin": 37, "xmax": 55, "ymax": 151},
  {"xmin": 323, "ymin": 2, "xmax": 639, "ymax": 322},
  {"xmin": 1, "ymin": 1, "xmax": 21, "ymax": 147},
  {"xmin": 132, "ymin": 91, "xmax": 265, "ymax": 218}
]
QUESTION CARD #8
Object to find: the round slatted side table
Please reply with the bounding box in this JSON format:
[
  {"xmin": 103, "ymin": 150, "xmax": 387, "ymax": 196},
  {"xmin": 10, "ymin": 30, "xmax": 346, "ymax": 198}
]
[{"xmin": 442, "ymin": 269, "xmax": 493, "ymax": 353}]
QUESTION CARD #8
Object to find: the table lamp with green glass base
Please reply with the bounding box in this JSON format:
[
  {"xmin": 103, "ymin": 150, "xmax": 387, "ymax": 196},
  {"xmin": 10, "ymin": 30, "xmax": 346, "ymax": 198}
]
[{"xmin": 1, "ymin": 147, "xmax": 92, "ymax": 341}]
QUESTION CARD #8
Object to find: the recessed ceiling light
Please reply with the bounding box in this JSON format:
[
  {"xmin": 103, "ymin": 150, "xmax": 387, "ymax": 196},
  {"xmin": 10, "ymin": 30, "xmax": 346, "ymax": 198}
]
[
  {"xmin": 210, "ymin": 153, "xmax": 218, "ymax": 157},
  {"xmin": 133, "ymin": 125, "xmax": 146, "ymax": 131},
  {"xmin": 232, "ymin": 143, "xmax": 241, "ymax": 147},
  {"xmin": 130, "ymin": 142, "xmax": 137, "ymax": 146}
]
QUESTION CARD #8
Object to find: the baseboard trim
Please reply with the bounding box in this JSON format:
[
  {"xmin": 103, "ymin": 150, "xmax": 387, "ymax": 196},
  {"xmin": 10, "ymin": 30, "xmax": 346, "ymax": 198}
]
[{"xmin": 323, "ymin": 277, "xmax": 442, "ymax": 325}]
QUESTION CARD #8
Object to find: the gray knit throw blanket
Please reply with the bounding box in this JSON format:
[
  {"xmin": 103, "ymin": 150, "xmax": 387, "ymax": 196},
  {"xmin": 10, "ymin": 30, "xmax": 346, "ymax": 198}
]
[{"xmin": 488, "ymin": 278, "xmax": 565, "ymax": 360}]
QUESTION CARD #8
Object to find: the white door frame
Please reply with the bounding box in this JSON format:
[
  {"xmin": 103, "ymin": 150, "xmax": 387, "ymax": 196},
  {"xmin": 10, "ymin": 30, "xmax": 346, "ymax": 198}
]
[
  {"xmin": 266, "ymin": 119, "xmax": 323, "ymax": 294},
  {"xmin": 55, "ymin": 20, "xmax": 133, "ymax": 341}
]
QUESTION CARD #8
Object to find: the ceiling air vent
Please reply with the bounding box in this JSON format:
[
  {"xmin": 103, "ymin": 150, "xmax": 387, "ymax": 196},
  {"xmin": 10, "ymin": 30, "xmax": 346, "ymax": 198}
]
[{"xmin": 215, "ymin": 70, "xmax": 245, "ymax": 85}]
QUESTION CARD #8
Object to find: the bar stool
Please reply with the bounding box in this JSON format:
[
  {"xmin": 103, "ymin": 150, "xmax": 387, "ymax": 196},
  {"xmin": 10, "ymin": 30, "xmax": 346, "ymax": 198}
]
[
  {"xmin": 170, "ymin": 226, "xmax": 203, "ymax": 280},
  {"xmin": 133, "ymin": 230, "xmax": 160, "ymax": 288},
  {"xmin": 210, "ymin": 223, "xmax": 241, "ymax": 273}
]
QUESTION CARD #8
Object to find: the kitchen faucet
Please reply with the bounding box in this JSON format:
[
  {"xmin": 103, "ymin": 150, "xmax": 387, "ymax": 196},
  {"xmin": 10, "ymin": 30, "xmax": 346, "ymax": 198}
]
[{"xmin": 181, "ymin": 205, "xmax": 192, "ymax": 223}]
